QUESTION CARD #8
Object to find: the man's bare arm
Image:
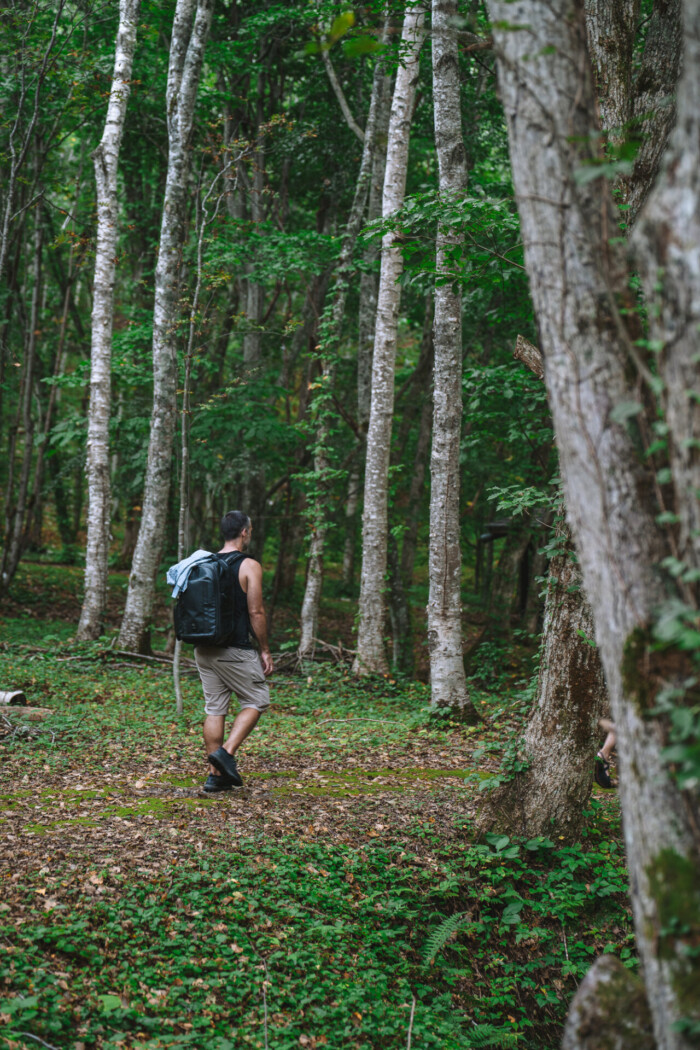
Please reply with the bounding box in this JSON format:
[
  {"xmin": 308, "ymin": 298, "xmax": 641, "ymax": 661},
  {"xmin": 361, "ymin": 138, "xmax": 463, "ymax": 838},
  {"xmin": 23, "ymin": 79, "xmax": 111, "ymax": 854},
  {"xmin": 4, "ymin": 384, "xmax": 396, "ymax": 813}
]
[{"xmin": 242, "ymin": 560, "xmax": 273, "ymax": 675}]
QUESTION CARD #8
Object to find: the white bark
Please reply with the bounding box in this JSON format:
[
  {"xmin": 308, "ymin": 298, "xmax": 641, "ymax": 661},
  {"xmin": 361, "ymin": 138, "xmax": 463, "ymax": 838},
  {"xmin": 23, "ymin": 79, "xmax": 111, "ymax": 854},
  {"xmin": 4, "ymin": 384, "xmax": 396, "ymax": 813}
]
[
  {"xmin": 119, "ymin": 0, "xmax": 214, "ymax": 652},
  {"xmin": 353, "ymin": 4, "xmax": 426, "ymax": 675},
  {"xmin": 298, "ymin": 24, "xmax": 390, "ymax": 657},
  {"xmin": 342, "ymin": 64, "xmax": 392, "ymax": 588},
  {"xmin": 427, "ymin": 0, "xmax": 477, "ymax": 721},
  {"xmin": 489, "ymin": 2, "xmax": 699, "ymax": 1045},
  {"xmin": 77, "ymin": 0, "xmax": 140, "ymax": 641}
]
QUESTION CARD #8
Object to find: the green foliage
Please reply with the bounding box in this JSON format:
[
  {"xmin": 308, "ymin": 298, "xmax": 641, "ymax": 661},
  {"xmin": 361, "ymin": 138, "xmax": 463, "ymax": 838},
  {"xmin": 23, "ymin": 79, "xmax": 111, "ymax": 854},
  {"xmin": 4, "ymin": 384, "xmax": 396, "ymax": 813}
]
[{"xmin": 0, "ymin": 582, "xmax": 634, "ymax": 1050}]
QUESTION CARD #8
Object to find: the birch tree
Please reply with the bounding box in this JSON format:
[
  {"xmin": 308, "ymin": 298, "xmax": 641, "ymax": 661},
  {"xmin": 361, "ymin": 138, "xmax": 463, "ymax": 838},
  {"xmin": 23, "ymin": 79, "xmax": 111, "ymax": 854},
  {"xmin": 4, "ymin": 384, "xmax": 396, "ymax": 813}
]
[
  {"xmin": 489, "ymin": 1, "xmax": 699, "ymax": 1044},
  {"xmin": 341, "ymin": 65, "xmax": 392, "ymax": 588},
  {"xmin": 427, "ymin": 0, "xmax": 479, "ymax": 722},
  {"xmin": 353, "ymin": 3, "xmax": 426, "ymax": 675},
  {"xmin": 118, "ymin": 0, "xmax": 214, "ymax": 652},
  {"xmin": 77, "ymin": 0, "xmax": 140, "ymax": 641}
]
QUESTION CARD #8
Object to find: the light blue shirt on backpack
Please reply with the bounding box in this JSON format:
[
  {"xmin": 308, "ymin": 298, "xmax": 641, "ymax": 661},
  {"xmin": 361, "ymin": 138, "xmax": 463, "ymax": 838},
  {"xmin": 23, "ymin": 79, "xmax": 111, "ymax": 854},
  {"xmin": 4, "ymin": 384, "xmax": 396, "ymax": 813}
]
[{"xmin": 166, "ymin": 549, "xmax": 213, "ymax": 597}]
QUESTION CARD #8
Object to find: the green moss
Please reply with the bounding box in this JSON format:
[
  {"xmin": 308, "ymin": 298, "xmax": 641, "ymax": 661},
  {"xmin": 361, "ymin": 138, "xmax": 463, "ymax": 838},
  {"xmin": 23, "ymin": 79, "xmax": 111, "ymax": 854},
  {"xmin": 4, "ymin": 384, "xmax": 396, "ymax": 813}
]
[
  {"xmin": 621, "ymin": 626, "xmax": 654, "ymax": 713},
  {"xmin": 647, "ymin": 848, "xmax": 700, "ymax": 1016}
]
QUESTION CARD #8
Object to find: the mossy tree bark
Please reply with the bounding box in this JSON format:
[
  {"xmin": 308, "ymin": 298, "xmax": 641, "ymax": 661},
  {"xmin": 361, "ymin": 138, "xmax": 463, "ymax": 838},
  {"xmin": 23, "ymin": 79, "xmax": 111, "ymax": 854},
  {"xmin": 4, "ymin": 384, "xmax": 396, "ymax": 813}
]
[
  {"xmin": 479, "ymin": 522, "xmax": 607, "ymax": 840},
  {"xmin": 489, "ymin": 1, "xmax": 699, "ymax": 1045}
]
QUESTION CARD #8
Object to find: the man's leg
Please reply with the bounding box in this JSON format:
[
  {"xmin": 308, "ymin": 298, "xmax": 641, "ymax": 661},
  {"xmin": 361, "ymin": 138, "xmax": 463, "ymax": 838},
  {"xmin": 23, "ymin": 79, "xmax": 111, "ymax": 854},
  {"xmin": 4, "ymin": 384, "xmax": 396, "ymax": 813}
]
[
  {"xmin": 222, "ymin": 707, "xmax": 260, "ymax": 755},
  {"xmin": 204, "ymin": 714, "xmax": 226, "ymax": 775},
  {"xmin": 599, "ymin": 730, "xmax": 616, "ymax": 762}
]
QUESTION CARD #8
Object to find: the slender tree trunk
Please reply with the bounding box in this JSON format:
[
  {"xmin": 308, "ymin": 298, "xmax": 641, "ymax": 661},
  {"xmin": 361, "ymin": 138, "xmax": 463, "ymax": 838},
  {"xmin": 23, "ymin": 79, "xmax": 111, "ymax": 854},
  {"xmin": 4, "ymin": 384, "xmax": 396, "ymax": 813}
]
[
  {"xmin": 77, "ymin": 0, "xmax": 140, "ymax": 640},
  {"xmin": 240, "ymin": 82, "xmax": 267, "ymax": 558},
  {"xmin": 400, "ymin": 391, "xmax": 433, "ymax": 587},
  {"xmin": 298, "ymin": 26, "xmax": 390, "ymax": 657},
  {"xmin": 118, "ymin": 0, "xmax": 214, "ymax": 652},
  {"xmin": 0, "ymin": 218, "xmax": 41, "ymax": 594},
  {"xmin": 342, "ymin": 62, "xmax": 392, "ymax": 589},
  {"xmin": 427, "ymin": 0, "xmax": 478, "ymax": 721},
  {"xmin": 353, "ymin": 4, "xmax": 426, "ymax": 674},
  {"xmin": 489, "ymin": 2, "xmax": 699, "ymax": 1044}
]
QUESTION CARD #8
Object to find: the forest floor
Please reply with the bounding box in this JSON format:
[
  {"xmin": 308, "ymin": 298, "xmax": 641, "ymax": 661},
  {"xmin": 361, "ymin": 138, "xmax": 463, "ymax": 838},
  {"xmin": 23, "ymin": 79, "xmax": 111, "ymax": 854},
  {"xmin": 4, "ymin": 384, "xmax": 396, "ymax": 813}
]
[{"xmin": 1, "ymin": 564, "xmax": 633, "ymax": 1050}]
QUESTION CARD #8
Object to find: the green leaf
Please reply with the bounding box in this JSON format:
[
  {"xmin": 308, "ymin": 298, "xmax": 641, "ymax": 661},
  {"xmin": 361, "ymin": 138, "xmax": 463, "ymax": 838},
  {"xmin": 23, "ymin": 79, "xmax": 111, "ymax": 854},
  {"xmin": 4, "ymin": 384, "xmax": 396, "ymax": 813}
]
[
  {"xmin": 98, "ymin": 994, "xmax": 122, "ymax": 1013},
  {"xmin": 329, "ymin": 11, "xmax": 355, "ymax": 41},
  {"xmin": 343, "ymin": 36, "xmax": 382, "ymax": 57},
  {"xmin": 609, "ymin": 400, "xmax": 643, "ymax": 425}
]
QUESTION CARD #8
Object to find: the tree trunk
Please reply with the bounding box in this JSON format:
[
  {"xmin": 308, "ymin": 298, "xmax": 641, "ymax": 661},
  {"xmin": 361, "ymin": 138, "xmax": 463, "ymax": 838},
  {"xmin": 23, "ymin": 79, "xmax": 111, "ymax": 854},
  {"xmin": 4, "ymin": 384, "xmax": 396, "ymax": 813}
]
[
  {"xmin": 298, "ymin": 23, "xmax": 390, "ymax": 657},
  {"xmin": 427, "ymin": 0, "xmax": 478, "ymax": 722},
  {"xmin": 479, "ymin": 524, "xmax": 607, "ymax": 840},
  {"xmin": 118, "ymin": 0, "xmax": 214, "ymax": 652},
  {"xmin": 633, "ymin": 1, "xmax": 700, "ymax": 580},
  {"xmin": 0, "ymin": 217, "xmax": 41, "ymax": 595},
  {"xmin": 342, "ymin": 61, "xmax": 392, "ymax": 589},
  {"xmin": 562, "ymin": 955, "xmax": 655, "ymax": 1050},
  {"xmin": 400, "ymin": 388, "xmax": 433, "ymax": 587},
  {"xmin": 239, "ymin": 83, "xmax": 267, "ymax": 559},
  {"xmin": 489, "ymin": 2, "xmax": 699, "ymax": 1044},
  {"xmin": 353, "ymin": 4, "xmax": 426, "ymax": 675},
  {"xmin": 387, "ymin": 533, "xmax": 413, "ymax": 672},
  {"xmin": 77, "ymin": 0, "xmax": 140, "ymax": 641}
]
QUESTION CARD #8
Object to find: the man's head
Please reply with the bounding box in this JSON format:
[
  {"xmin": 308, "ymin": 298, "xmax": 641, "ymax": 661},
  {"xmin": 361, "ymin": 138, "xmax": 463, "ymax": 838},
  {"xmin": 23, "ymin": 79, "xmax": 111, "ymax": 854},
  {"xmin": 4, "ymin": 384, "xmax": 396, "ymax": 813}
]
[{"xmin": 220, "ymin": 510, "xmax": 252, "ymax": 548}]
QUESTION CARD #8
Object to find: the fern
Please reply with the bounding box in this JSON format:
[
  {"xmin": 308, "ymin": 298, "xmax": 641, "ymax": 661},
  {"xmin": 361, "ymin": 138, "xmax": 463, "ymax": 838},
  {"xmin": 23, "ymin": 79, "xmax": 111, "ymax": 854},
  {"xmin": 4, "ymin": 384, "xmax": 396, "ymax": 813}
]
[
  {"xmin": 422, "ymin": 911, "xmax": 473, "ymax": 965},
  {"xmin": 467, "ymin": 1023, "xmax": 521, "ymax": 1048}
]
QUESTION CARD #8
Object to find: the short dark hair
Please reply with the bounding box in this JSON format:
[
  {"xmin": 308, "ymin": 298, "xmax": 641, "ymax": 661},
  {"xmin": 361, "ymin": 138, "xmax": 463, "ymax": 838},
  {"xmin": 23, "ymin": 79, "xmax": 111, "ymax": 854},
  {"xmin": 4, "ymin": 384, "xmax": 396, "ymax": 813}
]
[{"xmin": 220, "ymin": 510, "xmax": 251, "ymax": 541}]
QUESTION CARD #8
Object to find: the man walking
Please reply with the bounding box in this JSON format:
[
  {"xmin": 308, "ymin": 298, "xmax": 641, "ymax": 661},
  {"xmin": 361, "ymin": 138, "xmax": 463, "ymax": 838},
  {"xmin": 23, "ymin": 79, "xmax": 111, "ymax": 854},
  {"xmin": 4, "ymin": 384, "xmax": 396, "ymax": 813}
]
[{"xmin": 195, "ymin": 510, "xmax": 273, "ymax": 792}]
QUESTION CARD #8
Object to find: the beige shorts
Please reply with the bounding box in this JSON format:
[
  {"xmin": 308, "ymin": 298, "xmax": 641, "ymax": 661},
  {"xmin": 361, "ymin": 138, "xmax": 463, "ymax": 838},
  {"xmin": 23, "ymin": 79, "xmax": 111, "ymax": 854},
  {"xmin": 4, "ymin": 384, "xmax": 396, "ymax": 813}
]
[{"xmin": 194, "ymin": 646, "xmax": 270, "ymax": 716}]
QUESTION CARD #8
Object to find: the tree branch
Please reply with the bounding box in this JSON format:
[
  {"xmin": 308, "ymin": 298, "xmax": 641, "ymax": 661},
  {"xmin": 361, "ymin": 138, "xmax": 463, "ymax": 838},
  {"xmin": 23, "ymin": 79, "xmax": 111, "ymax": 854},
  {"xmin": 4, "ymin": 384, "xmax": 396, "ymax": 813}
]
[{"xmin": 321, "ymin": 48, "xmax": 365, "ymax": 143}]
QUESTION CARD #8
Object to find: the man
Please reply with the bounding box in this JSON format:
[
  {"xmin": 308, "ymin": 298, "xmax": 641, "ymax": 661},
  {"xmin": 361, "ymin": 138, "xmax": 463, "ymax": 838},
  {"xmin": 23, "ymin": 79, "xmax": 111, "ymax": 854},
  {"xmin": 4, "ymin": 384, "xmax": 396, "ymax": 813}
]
[{"xmin": 195, "ymin": 510, "xmax": 273, "ymax": 792}]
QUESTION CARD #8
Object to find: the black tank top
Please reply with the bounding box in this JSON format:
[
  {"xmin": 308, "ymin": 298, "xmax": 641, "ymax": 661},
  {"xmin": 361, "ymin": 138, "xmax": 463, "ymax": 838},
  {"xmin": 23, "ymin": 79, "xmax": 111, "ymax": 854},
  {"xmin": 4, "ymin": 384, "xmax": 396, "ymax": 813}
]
[{"xmin": 220, "ymin": 552, "xmax": 254, "ymax": 649}]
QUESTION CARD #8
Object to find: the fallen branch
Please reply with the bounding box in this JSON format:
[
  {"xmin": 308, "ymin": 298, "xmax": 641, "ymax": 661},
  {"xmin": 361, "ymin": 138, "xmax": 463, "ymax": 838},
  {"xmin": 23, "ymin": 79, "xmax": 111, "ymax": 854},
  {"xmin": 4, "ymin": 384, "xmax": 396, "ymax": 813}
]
[{"xmin": 316, "ymin": 717, "xmax": 404, "ymax": 727}]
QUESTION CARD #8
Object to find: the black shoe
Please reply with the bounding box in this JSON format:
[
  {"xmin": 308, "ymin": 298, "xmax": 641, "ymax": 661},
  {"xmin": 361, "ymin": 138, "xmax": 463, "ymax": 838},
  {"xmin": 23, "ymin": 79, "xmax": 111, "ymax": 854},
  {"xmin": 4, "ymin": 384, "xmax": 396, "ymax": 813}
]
[
  {"xmin": 207, "ymin": 747, "xmax": 243, "ymax": 786},
  {"xmin": 203, "ymin": 773, "xmax": 234, "ymax": 793},
  {"xmin": 594, "ymin": 753, "xmax": 613, "ymax": 790}
]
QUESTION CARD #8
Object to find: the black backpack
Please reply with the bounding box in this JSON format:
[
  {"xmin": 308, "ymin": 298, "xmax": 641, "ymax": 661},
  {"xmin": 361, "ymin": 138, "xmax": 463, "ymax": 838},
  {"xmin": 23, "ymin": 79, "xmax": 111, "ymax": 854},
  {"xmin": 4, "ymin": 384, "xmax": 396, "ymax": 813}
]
[{"xmin": 173, "ymin": 552, "xmax": 245, "ymax": 645}]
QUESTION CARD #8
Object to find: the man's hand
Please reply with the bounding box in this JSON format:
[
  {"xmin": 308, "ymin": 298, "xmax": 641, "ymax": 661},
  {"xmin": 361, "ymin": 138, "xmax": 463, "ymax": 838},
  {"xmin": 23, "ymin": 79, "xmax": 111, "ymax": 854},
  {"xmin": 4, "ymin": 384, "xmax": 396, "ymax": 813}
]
[{"xmin": 260, "ymin": 649, "xmax": 274, "ymax": 676}]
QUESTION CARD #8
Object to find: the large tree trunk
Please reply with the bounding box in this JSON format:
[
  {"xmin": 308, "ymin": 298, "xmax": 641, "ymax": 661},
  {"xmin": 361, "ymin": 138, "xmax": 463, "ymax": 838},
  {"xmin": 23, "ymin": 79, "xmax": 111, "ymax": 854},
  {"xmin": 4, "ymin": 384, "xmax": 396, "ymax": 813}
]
[
  {"xmin": 479, "ymin": 524, "xmax": 607, "ymax": 840},
  {"xmin": 489, "ymin": 2, "xmax": 699, "ymax": 1045},
  {"xmin": 77, "ymin": 0, "xmax": 140, "ymax": 641},
  {"xmin": 633, "ymin": 2, "xmax": 700, "ymax": 580},
  {"xmin": 298, "ymin": 26, "xmax": 389, "ymax": 657},
  {"xmin": 353, "ymin": 4, "xmax": 426, "ymax": 675},
  {"xmin": 427, "ymin": 0, "xmax": 479, "ymax": 722},
  {"xmin": 118, "ymin": 0, "xmax": 214, "ymax": 652}
]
